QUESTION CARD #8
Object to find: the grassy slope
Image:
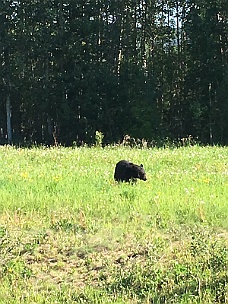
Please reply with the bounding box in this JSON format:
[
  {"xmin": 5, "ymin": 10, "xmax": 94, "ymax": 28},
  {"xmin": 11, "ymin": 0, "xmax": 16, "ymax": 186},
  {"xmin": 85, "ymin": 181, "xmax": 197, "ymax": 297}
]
[{"xmin": 0, "ymin": 145, "xmax": 227, "ymax": 303}]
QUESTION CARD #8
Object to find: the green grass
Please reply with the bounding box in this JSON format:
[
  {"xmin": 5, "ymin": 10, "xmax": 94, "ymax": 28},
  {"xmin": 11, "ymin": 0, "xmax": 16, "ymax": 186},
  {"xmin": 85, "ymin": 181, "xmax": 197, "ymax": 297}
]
[{"xmin": 0, "ymin": 145, "xmax": 227, "ymax": 303}]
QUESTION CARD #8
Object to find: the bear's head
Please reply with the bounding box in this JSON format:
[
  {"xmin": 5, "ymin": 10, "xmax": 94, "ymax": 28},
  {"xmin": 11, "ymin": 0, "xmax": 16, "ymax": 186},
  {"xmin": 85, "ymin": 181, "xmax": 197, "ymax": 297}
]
[{"xmin": 132, "ymin": 164, "xmax": 147, "ymax": 181}]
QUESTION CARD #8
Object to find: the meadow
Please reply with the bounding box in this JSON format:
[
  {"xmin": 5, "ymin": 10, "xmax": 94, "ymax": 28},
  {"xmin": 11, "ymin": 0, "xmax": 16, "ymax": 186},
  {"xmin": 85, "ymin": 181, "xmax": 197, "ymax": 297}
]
[{"xmin": 0, "ymin": 145, "xmax": 227, "ymax": 303}]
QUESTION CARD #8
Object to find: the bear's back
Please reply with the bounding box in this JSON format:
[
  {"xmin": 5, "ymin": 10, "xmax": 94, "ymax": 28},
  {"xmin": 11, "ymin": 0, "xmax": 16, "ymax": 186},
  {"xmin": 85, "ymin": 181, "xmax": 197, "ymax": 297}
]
[
  {"xmin": 114, "ymin": 160, "xmax": 146, "ymax": 182},
  {"xmin": 114, "ymin": 160, "xmax": 132, "ymax": 182}
]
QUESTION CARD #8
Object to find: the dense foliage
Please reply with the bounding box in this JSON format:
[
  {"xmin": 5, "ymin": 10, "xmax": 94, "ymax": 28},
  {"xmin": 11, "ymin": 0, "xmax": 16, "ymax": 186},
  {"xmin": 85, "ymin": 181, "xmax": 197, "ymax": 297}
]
[{"xmin": 0, "ymin": 0, "xmax": 228, "ymax": 145}]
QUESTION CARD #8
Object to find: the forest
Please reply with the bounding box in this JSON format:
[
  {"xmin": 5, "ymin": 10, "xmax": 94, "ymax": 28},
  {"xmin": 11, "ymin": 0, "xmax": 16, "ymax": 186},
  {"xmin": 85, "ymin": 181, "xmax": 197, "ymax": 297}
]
[{"xmin": 0, "ymin": 0, "xmax": 228, "ymax": 146}]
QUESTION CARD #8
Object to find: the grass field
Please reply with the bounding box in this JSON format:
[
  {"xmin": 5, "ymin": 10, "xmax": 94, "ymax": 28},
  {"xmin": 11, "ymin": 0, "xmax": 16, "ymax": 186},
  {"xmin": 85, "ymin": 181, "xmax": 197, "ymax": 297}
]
[{"xmin": 0, "ymin": 145, "xmax": 227, "ymax": 303}]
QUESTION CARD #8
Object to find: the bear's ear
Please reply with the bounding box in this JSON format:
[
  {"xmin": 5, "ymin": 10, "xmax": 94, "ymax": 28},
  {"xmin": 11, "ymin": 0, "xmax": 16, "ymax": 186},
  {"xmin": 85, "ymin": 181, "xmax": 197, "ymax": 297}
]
[{"xmin": 140, "ymin": 164, "xmax": 143, "ymax": 168}]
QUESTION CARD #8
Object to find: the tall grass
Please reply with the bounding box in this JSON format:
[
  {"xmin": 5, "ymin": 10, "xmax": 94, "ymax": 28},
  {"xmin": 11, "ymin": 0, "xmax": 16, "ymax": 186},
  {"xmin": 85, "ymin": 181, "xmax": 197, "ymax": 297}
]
[{"xmin": 0, "ymin": 145, "xmax": 227, "ymax": 303}]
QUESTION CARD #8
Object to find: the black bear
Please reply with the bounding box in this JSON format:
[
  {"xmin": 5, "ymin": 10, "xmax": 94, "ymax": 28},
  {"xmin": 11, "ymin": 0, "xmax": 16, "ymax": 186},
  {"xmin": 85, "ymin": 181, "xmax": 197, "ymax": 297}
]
[{"xmin": 114, "ymin": 160, "xmax": 147, "ymax": 182}]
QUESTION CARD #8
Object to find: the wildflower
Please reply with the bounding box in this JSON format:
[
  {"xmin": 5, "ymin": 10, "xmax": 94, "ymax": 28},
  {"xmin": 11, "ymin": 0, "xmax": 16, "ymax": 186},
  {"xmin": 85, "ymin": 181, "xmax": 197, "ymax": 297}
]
[
  {"xmin": 184, "ymin": 188, "xmax": 190, "ymax": 194},
  {"xmin": 53, "ymin": 175, "xmax": 60, "ymax": 182},
  {"xmin": 21, "ymin": 172, "xmax": 28, "ymax": 179},
  {"xmin": 195, "ymin": 164, "xmax": 201, "ymax": 170},
  {"xmin": 203, "ymin": 178, "xmax": 210, "ymax": 183}
]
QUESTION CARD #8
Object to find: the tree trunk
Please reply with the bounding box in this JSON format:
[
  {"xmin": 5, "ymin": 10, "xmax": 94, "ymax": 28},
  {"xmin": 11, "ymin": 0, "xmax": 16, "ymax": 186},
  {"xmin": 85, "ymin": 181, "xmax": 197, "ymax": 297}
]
[
  {"xmin": 6, "ymin": 93, "xmax": 12, "ymax": 144},
  {"xmin": 4, "ymin": 45, "xmax": 12, "ymax": 144}
]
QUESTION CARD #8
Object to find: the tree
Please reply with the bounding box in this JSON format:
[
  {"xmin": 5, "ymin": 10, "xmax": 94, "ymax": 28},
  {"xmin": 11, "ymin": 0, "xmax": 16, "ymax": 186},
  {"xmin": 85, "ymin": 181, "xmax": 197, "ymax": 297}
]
[
  {"xmin": 184, "ymin": 0, "xmax": 228, "ymax": 143},
  {"xmin": 0, "ymin": 0, "xmax": 227, "ymax": 145}
]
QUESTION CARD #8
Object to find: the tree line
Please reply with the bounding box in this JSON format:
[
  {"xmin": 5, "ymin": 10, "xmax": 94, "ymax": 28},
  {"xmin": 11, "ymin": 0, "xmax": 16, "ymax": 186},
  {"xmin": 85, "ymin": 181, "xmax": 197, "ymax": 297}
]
[{"xmin": 0, "ymin": 0, "xmax": 228, "ymax": 146}]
